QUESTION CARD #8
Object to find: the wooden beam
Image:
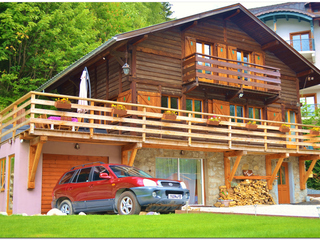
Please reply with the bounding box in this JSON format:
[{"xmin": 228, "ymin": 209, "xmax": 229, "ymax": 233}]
[
  {"xmin": 30, "ymin": 136, "xmax": 48, "ymax": 146},
  {"xmin": 299, "ymin": 155, "xmax": 320, "ymax": 161},
  {"xmin": 28, "ymin": 139, "xmax": 46, "ymax": 189},
  {"xmin": 266, "ymin": 153, "xmax": 289, "ymax": 161},
  {"xmin": 224, "ymin": 156, "xmax": 231, "ymax": 189},
  {"xmin": 228, "ymin": 155, "xmax": 242, "ymax": 182},
  {"xmin": 224, "ymin": 150, "xmax": 247, "ymax": 158},
  {"xmin": 304, "ymin": 159, "xmax": 318, "ymax": 185},
  {"xmin": 299, "ymin": 155, "xmax": 320, "ymax": 190},
  {"xmin": 132, "ymin": 35, "xmax": 148, "ymax": 46},
  {"xmin": 262, "ymin": 40, "xmax": 280, "ymax": 50},
  {"xmin": 128, "ymin": 148, "xmax": 138, "ymax": 166},
  {"xmin": 299, "ymin": 159, "xmax": 306, "ymax": 190},
  {"xmin": 265, "ymin": 94, "xmax": 280, "ymax": 105},
  {"xmin": 297, "ymin": 69, "xmax": 313, "ymax": 78},
  {"xmin": 182, "ymin": 80, "xmax": 199, "ymax": 94},
  {"xmin": 181, "ymin": 21, "xmax": 197, "ymax": 33},
  {"xmin": 121, "ymin": 151, "xmax": 128, "ymax": 165},
  {"xmin": 122, "ymin": 143, "xmax": 142, "ymax": 152},
  {"xmin": 267, "ymin": 157, "xmax": 284, "ymax": 190},
  {"xmin": 224, "ymin": 9, "xmax": 240, "ymax": 20}
]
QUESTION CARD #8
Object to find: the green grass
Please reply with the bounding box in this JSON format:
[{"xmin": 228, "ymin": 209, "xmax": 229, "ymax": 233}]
[{"xmin": 0, "ymin": 213, "xmax": 319, "ymax": 238}]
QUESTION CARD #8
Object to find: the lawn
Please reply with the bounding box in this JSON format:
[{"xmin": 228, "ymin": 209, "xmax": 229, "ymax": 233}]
[{"xmin": 0, "ymin": 213, "xmax": 319, "ymax": 238}]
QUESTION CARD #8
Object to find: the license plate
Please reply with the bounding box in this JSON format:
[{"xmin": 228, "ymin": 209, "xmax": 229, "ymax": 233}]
[{"xmin": 168, "ymin": 194, "xmax": 182, "ymax": 199}]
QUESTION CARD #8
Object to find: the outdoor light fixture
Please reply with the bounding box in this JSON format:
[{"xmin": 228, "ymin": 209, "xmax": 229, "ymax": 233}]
[
  {"xmin": 74, "ymin": 143, "xmax": 80, "ymax": 150},
  {"xmin": 122, "ymin": 48, "xmax": 130, "ymax": 75},
  {"xmin": 238, "ymin": 91, "xmax": 244, "ymax": 98}
]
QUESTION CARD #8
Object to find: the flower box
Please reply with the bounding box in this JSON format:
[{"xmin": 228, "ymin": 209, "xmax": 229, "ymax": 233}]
[
  {"xmin": 54, "ymin": 101, "xmax": 71, "ymax": 109},
  {"xmin": 111, "ymin": 108, "xmax": 127, "ymax": 117},
  {"xmin": 162, "ymin": 113, "xmax": 177, "ymax": 120},
  {"xmin": 310, "ymin": 130, "xmax": 319, "ymax": 135},
  {"xmin": 207, "ymin": 119, "xmax": 220, "ymax": 126},
  {"xmin": 246, "ymin": 123, "xmax": 257, "ymax": 130},
  {"xmin": 279, "ymin": 126, "xmax": 290, "ymax": 133}
]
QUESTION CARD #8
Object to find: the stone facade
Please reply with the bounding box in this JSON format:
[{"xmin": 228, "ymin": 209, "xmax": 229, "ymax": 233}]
[{"xmin": 133, "ymin": 148, "xmax": 307, "ymax": 206}]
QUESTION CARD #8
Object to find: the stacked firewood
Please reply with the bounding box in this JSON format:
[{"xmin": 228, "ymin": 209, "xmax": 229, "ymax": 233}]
[{"xmin": 214, "ymin": 180, "xmax": 275, "ymax": 207}]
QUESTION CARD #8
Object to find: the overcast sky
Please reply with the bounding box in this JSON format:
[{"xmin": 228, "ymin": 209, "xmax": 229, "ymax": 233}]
[{"xmin": 169, "ymin": 1, "xmax": 290, "ymax": 19}]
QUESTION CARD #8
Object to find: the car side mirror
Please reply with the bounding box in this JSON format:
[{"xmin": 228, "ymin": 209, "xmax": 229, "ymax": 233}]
[{"xmin": 99, "ymin": 173, "xmax": 111, "ymax": 179}]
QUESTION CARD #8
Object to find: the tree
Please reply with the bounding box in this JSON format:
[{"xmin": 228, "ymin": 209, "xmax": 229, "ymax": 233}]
[{"xmin": 0, "ymin": 2, "xmax": 172, "ymax": 108}]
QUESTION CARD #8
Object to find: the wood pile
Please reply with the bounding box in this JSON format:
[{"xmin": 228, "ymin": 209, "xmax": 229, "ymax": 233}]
[{"xmin": 214, "ymin": 180, "xmax": 275, "ymax": 207}]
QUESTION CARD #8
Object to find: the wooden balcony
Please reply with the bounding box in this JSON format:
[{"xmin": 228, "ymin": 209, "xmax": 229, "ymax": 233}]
[
  {"xmin": 182, "ymin": 53, "xmax": 281, "ymax": 101},
  {"xmin": 1, "ymin": 92, "xmax": 320, "ymax": 156}
]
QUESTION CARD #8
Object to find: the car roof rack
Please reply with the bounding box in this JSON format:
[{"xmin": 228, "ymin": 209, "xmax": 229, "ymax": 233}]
[{"xmin": 70, "ymin": 162, "xmax": 106, "ymax": 170}]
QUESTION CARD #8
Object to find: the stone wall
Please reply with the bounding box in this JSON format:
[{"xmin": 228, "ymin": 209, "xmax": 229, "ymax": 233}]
[{"xmin": 133, "ymin": 149, "xmax": 307, "ymax": 205}]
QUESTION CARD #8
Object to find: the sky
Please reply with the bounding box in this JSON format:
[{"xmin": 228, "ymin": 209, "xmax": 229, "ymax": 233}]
[{"xmin": 168, "ymin": 1, "xmax": 290, "ymax": 19}]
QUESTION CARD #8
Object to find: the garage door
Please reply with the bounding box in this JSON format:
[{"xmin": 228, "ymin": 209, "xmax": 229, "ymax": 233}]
[{"xmin": 41, "ymin": 154, "xmax": 109, "ymax": 214}]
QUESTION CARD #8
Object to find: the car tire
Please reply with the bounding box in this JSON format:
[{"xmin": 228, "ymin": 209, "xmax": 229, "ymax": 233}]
[
  {"xmin": 59, "ymin": 199, "xmax": 74, "ymax": 215},
  {"xmin": 117, "ymin": 191, "xmax": 141, "ymax": 215}
]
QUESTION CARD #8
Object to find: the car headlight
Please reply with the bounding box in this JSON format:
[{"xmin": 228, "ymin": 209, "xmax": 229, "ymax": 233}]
[
  {"xmin": 180, "ymin": 182, "xmax": 187, "ymax": 189},
  {"xmin": 143, "ymin": 179, "xmax": 157, "ymax": 187}
]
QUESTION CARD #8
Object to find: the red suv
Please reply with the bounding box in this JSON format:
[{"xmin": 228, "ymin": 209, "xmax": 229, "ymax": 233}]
[{"xmin": 51, "ymin": 162, "xmax": 190, "ymax": 215}]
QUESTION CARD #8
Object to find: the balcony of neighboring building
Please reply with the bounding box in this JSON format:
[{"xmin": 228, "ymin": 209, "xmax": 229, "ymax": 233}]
[{"xmin": 287, "ymin": 37, "xmax": 316, "ymax": 64}]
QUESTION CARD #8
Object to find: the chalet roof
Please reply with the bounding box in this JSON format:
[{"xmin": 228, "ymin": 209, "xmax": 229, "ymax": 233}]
[{"xmin": 37, "ymin": 3, "xmax": 320, "ymax": 92}]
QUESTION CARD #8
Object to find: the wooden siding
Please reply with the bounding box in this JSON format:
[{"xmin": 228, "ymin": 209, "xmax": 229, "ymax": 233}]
[{"xmin": 41, "ymin": 154, "xmax": 109, "ymax": 214}]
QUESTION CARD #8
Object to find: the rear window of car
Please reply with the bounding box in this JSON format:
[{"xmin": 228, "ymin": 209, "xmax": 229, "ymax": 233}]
[
  {"xmin": 109, "ymin": 165, "xmax": 152, "ymax": 178},
  {"xmin": 60, "ymin": 171, "xmax": 75, "ymax": 184}
]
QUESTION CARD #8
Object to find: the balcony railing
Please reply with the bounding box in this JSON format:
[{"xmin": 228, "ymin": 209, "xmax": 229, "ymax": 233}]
[
  {"xmin": 1, "ymin": 92, "xmax": 320, "ymax": 154},
  {"xmin": 183, "ymin": 53, "xmax": 281, "ymax": 93},
  {"xmin": 286, "ymin": 38, "xmax": 315, "ymax": 52}
]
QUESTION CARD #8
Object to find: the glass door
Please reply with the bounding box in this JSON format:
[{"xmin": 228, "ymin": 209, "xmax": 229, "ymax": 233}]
[{"xmin": 156, "ymin": 158, "xmax": 203, "ymax": 205}]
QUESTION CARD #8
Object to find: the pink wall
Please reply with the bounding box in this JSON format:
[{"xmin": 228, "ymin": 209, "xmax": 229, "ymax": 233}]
[{"xmin": 0, "ymin": 140, "xmax": 121, "ymax": 215}]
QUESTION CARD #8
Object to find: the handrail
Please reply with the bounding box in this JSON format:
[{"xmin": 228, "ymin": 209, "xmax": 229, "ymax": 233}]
[{"xmin": 1, "ymin": 92, "xmax": 320, "ymax": 154}]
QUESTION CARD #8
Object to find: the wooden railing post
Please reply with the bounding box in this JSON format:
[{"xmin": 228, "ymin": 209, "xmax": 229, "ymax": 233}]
[
  {"xmin": 228, "ymin": 117, "xmax": 232, "ymax": 149},
  {"xmin": 188, "ymin": 113, "xmax": 192, "ymax": 146},
  {"xmin": 264, "ymin": 122, "xmax": 268, "ymax": 151},
  {"xmin": 142, "ymin": 107, "xmax": 146, "ymax": 142},
  {"xmin": 89, "ymin": 101, "xmax": 94, "ymax": 138},
  {"xmin": 30, "ymin": 94, "xmax": 35, "ymax": 134}
]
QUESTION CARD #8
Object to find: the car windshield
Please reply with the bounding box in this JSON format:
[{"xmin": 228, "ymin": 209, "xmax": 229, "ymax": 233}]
[{"xmin": 109, "ymin": 165, "xmax": 153, "ymax": 178}]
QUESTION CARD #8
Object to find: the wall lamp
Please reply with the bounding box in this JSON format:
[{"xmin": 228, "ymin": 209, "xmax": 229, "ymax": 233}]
[
  {"xmin": 238, "ymin": 91, "xmax": 244, "ymax": 98},
  {"xmin": 74, "ymin": 143, "xmax": 80, "ymax": 150}
]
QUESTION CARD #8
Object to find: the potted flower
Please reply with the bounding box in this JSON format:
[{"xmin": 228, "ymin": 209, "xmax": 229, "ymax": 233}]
[
  {"xmin": 246, "ymin": 121, "xmax": 257, "ymax": 130},
  {"xmin": 162, "ymin": 110, "xmax": 177, "ymax": 120},
  {"xmin": 207, "ymin": 115, "xmax": 221, "ymax": 126},
  {"xmin": 310, "ymin": 127, "xmax": 320, "ymax": 135},
  {"xmin": 54, "ymin": 98, "xmax": 71, "ymax": 109},
  {"xmin": 279, "ymin": 123, "xmax": 290, "ymax": 133},
  {"xmin": 111, "ymin": 104, "xmax": 127, "ymax": 117}
]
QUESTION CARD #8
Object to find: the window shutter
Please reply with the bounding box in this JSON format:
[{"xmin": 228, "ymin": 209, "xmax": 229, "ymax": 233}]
[
  {"xmin": 137, "ymin": 91, "xmax": 161, "ymax": 113},
  {"xmin": 217, "ymin": 44, "xmax": 227, "ymax": 85},
  {"xmin": 117, "ymin": 89, "xmax": 132, "ymax": 110},
  {"xmin": 267, "ymin": 107, "xmax": 282, "ymax": 126},
  {"xmin": 213, "ymin": 99, "xmax": 230, "ymax": 121},
  {"xmin": 253, "ymin": 52, "xmax": 265, "ymax": 91},
  {"xmin": 185, "ymin": 37, "xmax": 196, "ymax": 57}
]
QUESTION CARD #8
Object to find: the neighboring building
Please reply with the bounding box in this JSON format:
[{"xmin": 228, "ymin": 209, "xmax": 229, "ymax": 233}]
[
  {"xmin": 1, "ymin": 3, "xmax": 320, "ymax": 215},
  {"xmin": 251, "ymin": 2, "xmax": 320, "ymax": 117}
]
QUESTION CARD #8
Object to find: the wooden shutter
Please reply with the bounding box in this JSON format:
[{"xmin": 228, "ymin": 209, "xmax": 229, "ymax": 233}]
[
  {"xmin": 253, "ymin": 52, "xmax": 265, "ymax": 91},
  {"xmin": 267, "ymin": 107, "xmax": 282, "ymax": 126},
  {"xmin": 213, "ymin": 99, "xmax": 230, "ymax": 121},
  {"xmin": 137, "ymin": 91, "xmax": 161, "ymax": 113},
  {"xmin": 217, "ymin": 44, "xmax": 227, "ymax": 85},
  {"xmin": 227, "ymin": 46, "xmax": 238, "ymax": 87},
  {"xmin": 117, "ymin": 89, "xmax": 132, "ymax": 110},
  {"xmin": 185, "ymin": 37, "xmax": 196, "ymax": 57}
]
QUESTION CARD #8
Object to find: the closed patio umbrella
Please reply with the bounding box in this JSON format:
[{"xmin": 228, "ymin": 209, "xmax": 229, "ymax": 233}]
[{"xmin": 77, "ymin": 67, "xmax": 91, "ymax": 113}]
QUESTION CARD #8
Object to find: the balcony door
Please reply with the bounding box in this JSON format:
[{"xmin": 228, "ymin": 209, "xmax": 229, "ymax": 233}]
[
  {"xmin": 290, "ymin": 31, "xmax": 312, "ymax": 51},
  {"xmin": 285, "ymin": 110, "xmax": 297, "ymax": 149},
  {"xmin": 277, "ymin": 162, "xmax": 290, "ymax": 204},
  {"xmin": 156, "ymin": 158, "xmax": 204, "ymax": 205}
]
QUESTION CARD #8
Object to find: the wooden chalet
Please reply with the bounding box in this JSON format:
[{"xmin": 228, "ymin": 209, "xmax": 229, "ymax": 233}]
[{"xmin": 1, "ymin": 4, "xmax": 320, "ymax": 215}]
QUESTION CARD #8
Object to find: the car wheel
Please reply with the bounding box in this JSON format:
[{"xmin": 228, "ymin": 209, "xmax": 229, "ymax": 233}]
[
  {"xmin": 117, "ymin": 191, "xmax": 141, "ymax": 215},
  {"xmin": 59, "ymin": 199, "xmax": 74, "ymax": 215}
]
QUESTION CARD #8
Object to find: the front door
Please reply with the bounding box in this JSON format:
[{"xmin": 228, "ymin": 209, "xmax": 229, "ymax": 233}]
[{"xmin": 277, "ymin": 162, "xmax": 290, "ymax": 204}]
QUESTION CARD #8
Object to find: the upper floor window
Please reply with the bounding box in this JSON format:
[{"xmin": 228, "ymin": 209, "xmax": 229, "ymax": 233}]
[
  {"xmin": 300, "ymin": 94, "xmax": 317, "ymax": 117},
  {"xmin": 249, "ymin": 107, "xmax": 262, "ymax": 124},
  {"xmin": 161, "ymin": 96, "xmax": 180, "ymax": 113},
  {"xmin": 230, "ymin": 104, "xmax": 244, "ymax": 123},
  {"xmin": 196, "ymin": 42, "xmax": 213, "ymax": 74},
  {"xmin": 0, "ymin": 158, "xmax": 5, "ymax": 192},
  {"xmin": 290, "ymin": 31, "xmax": 312, "ymax": 51},
  {"xmin": 186, "ymin": 99, "xmax": 203, "ymax": 118},
  {"xmin": 237, "ymin": 50, "xmax": 251, "ymax": 81}
]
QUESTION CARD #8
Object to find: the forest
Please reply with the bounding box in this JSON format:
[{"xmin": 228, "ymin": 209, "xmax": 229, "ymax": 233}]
[{"xmin": 0, "ymin": 2, "xmax": 173, "ymax": 107}]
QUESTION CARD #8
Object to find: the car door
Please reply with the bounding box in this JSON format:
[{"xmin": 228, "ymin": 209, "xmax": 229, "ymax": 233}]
[
  {"xmin": 85, "ymin": 166, "xmax": 114, "ymax": 211},
  {"xmin": 65, "ymin": 167, "xmax": 92, "ymax": 212}
]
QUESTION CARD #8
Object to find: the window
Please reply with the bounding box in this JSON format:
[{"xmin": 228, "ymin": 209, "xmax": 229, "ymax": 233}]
[
  {"xmin": 230, "ymin": 104, "xmax": 244, "ymax": 122},
  {"xmin": 300, "ymin": 94, "xmax": 317, "ymax": 117},
  {"xmin": 186, "ymin": 99, "xmax": 203, "ymax": 118},
  {"xmin": 60, "ymin": 171, "xmax": 76, "ymax": 184},
  {"xmin": 248, "ymin": 107, "xmax": 262, "ymax": 124},
  {"xmin": 237, "ymin": 50, "xmax": 251, "ymax": 81},
  {"xmin": 92, "ymin": 166, "xmax": 109, "ymax": 181},
  {"xmin": 73, "ymin": 168, "xmax": 91, "ymax": 183},
  {"xmin": 196, "ymin": 42, "xmax": 213, "ymax": 74},
  {"xmin": 0, "ymin": 158, "xmax": 5, "ymax": 192},
  {"xmin": 161, "ymin": 96, "xmax": 180, "ymax": 113},
  {"xmin": 290, "ymin": 31, "xmax": 312, "ymax": 51}
]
